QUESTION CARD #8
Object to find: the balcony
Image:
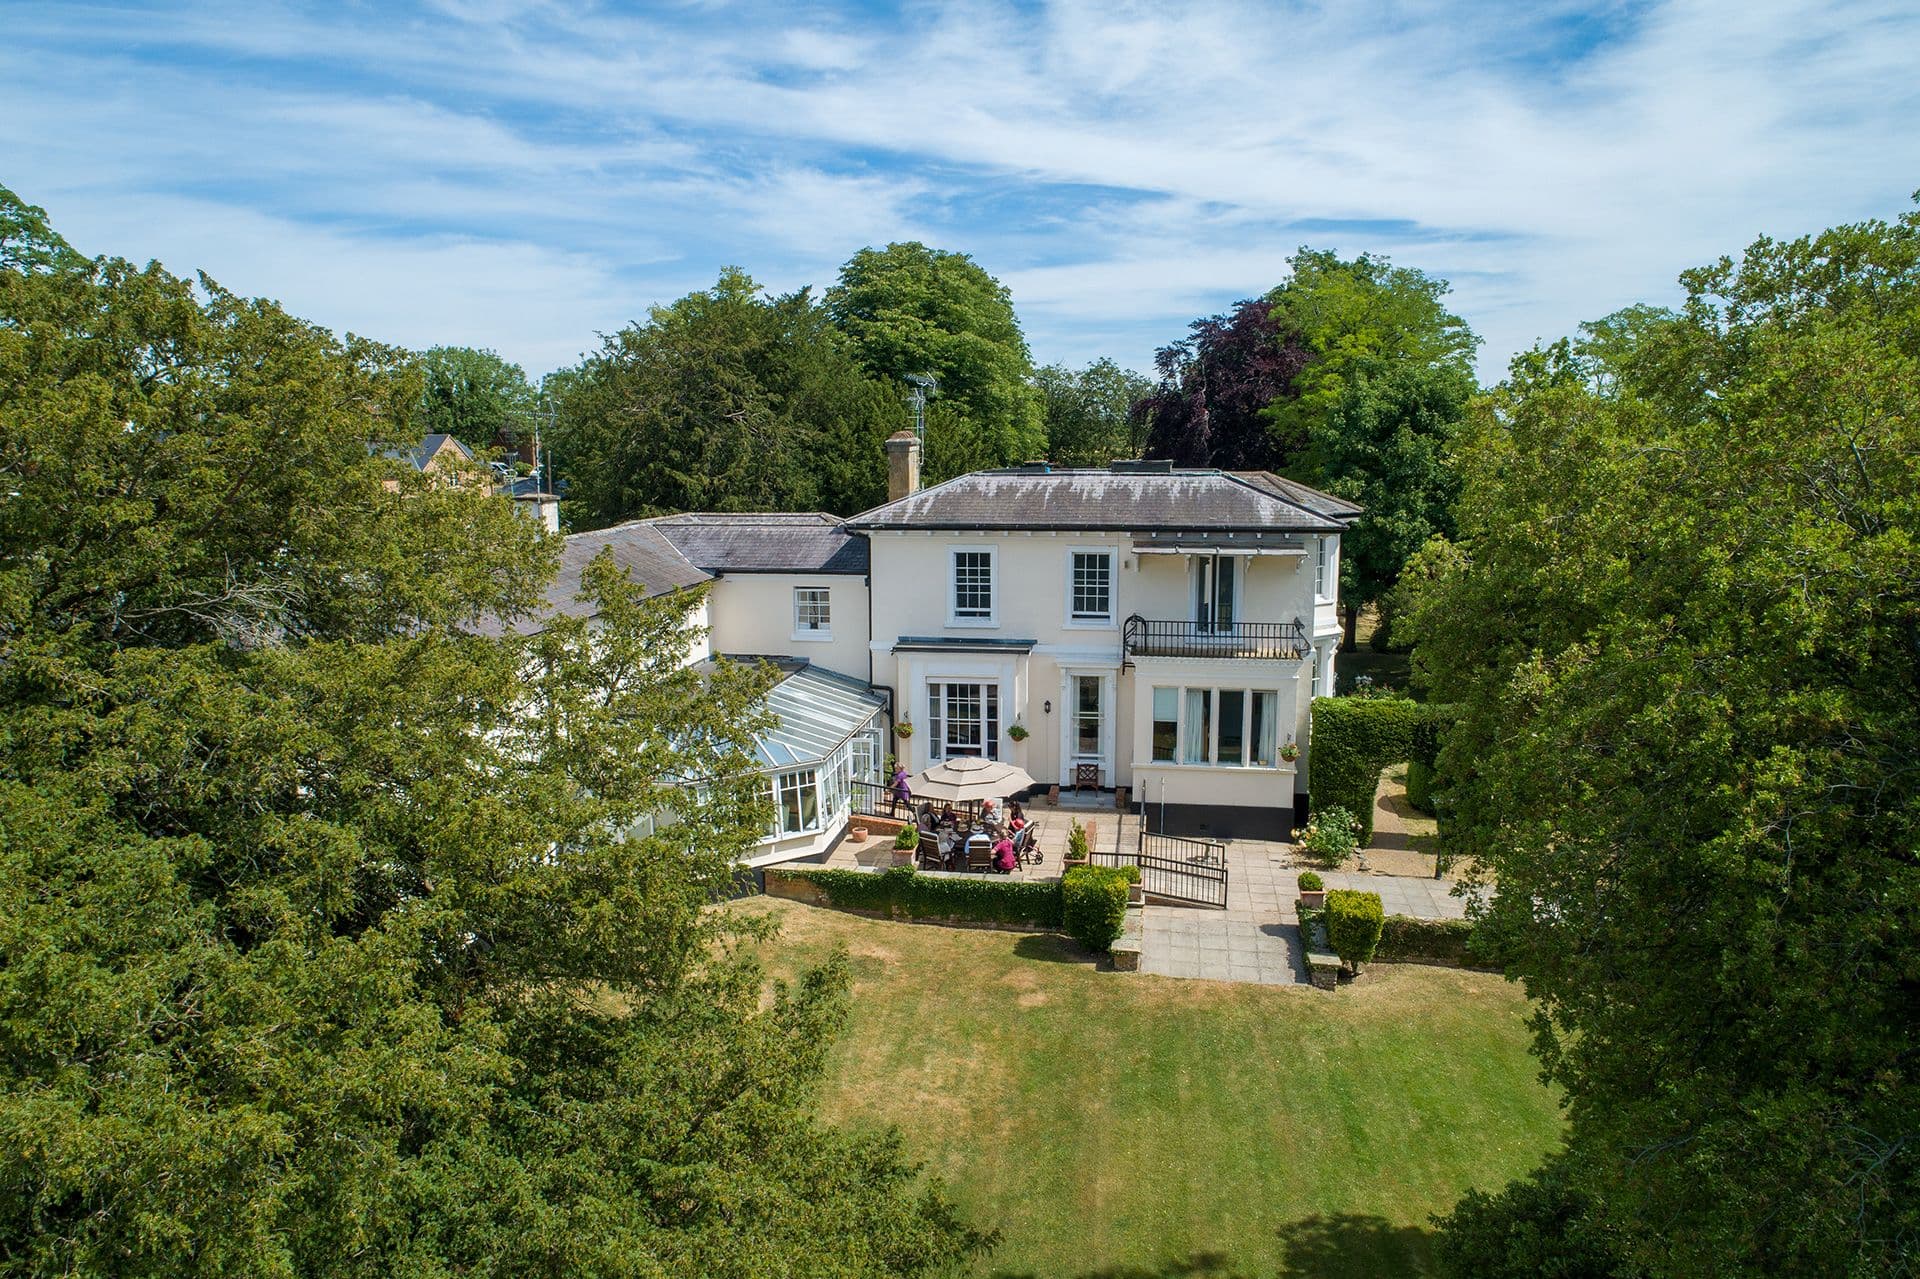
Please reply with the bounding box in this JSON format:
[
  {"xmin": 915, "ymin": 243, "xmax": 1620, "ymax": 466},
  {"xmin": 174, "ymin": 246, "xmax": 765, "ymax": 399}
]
[{"xmin": 1122, "ymin": 615, "xmax": 1309, "ymax": 662}]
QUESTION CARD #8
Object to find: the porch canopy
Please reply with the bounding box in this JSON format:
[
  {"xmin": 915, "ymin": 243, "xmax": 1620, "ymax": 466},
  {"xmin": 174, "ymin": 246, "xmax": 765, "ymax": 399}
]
[{"xmin": 909, "ymin": 755, "xmax": 1038, "ymax": 804}]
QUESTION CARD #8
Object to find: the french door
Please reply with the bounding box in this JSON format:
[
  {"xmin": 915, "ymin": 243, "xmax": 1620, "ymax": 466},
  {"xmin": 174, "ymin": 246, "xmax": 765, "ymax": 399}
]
[
  {"xmin": 928, "ymin": 681, "xmax": 999, "ymax": 760},
  {"xmin": 1193, "ymin": 555, "xmax": 1237, "ymax": 632}
]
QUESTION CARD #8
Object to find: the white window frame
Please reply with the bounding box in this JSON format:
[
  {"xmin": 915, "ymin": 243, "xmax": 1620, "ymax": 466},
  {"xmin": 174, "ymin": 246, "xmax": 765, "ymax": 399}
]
[
  {"xmin": 766, "ymin": 767, "xmax": 823, "ymax": 840},
  {"xmin": 1146, "ymin": 683, "xmax": 1286, "ymax": 770},
  {"xmin": 1064, "ymin": 548, "xmax": 1116, "ymax": 627},
  {"xmin": 791, "ymin": 585, "xmax": 832, "ymax": 641},
  {"xmin": 1315, "ymin": 536, "xmax": 1338, "ymax": 604},
  {"xmin": 948, "ymin": 546, "xmax": 998, "ymax": 627},
  {"xmin": 927, "ymin": 679, "xmax": 1000, "ymax": 761}
]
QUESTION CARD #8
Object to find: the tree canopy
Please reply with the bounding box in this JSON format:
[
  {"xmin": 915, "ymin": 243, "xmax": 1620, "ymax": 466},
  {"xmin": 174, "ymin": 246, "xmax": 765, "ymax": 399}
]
[
  {"xmin": 826, "ymin": 241, "xmax": 1045, "ymax": 480},
  {"xmin": 1137, "ymin": 295, "xmax": 1311, "ymax": 470},
  {"xmin": 0, "ymin": 187, "xmax": 985, "ymax": 1277},
  {"xmin": 1034, "ymin": 357, "xmax": 1152, "ymax": 466},
  {"xmin": 544, "ymin": 268, "xmax": 898, "ymax": 529},
  {"xmin": 417, "ymin": 344, "xmax": 537, "ymax": 454},
  {"xmin": 1406, "ymin": 209, "xmax": 1920, "ymax": 1276}
]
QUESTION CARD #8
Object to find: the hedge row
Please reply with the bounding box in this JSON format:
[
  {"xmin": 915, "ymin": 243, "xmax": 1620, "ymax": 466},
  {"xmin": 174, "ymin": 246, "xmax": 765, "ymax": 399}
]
[
  {"xmin": 1308, "ymin": 697, "xmax": 1453, "ymax": 844},
  {"xmin": 1374, "ymin": 915, "xmax": 1480, "ymax": 967},
  {"xmin": 784, "ymin": 866, "xmax": 1064, "ymax": 928}
]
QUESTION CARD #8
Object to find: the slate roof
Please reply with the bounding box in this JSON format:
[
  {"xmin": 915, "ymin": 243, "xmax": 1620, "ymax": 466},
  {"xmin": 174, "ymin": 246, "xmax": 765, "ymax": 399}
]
[
  {"xmin": 472, "ymin": 520, "xmax": 710, "ymax": 638},
  {"xmin": 384, "ymin": 432, "xmax": 473, "ymax": 471},
  {"xmin": 649, "ymin": 512, "xmax": 869, "ymax": 575},
  {"xmin": 845, "ymin": 465, "xmax": 1359, "ymax": 533}
]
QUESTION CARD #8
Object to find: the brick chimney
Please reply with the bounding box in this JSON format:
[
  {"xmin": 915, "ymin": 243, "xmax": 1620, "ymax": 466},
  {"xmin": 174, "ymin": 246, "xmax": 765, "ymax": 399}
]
[{"xmin": 885, "ymin": 430, "xmax": 921, "ymax": 503}]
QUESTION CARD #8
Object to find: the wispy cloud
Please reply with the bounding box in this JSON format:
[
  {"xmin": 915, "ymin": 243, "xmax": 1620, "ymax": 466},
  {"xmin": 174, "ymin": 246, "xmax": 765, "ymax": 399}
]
[{"xmin": 3, "ymin": 0, "xmax": 1916, "ymax": 381}]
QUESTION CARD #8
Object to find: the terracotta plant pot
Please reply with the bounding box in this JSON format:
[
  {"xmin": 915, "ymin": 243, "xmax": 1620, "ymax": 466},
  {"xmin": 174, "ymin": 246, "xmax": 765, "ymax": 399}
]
[
  {"xmin": 849, "ymin": 826, "xmax": 868, "ymax": 844},
  {"xmin": 1298, "ymin": 888, "xmax": 1327, "ymax": 909},
  {"xmin": 1128, "ymin": 883, "xmax": 1144, "ymax": 906}
]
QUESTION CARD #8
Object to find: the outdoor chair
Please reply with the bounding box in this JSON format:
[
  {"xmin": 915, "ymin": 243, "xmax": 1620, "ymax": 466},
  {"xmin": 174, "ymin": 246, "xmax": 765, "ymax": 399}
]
[
  {"xmin": 964, "ymin": 834, "xmax": 994, "ymax": 874},
  {"xmin": 916, "ymin": 830, "xmax": 942, "ymax": 869}
]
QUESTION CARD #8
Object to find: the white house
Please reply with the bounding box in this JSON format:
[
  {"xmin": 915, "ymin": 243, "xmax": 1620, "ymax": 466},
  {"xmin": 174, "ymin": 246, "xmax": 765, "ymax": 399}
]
[
  {"xmin": 492, "ymin": 435, "xmax": 1357, "ymax": 858},
  {"xmin": 846, "ymin": 434, "xmax": 1356, "ymax": 840}
]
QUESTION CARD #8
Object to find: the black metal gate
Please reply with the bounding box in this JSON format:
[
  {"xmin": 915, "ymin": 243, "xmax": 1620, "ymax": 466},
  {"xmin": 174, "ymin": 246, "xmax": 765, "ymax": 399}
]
[{"xmin": 1091, "ymin": 830, "xmax": 1229, "ymax": 909}]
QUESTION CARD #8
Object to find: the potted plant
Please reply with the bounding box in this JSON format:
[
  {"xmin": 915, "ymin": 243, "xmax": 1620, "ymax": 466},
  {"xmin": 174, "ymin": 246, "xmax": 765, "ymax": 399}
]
[
  {"xmin": 1296, "ymin": 869, "xmax": 1326, "ymax": 908},
  {"xmin": 1007, "ymin": 722, "xmax": 1029, "ymax": 742},
  {"xmin": 1279, "ymin": 738, "xmax": 1300, "ymax": 762},
  {"xmin": 893, "ymin": 720, "xmax": 915, "ymax": 740},
  {"xmin": 1064, "ymin": 818, "xmax": 1091, "ymax": 868},
  {"xmin": 848, "ymin": 823, "xmax": 869, "ymax": 844},
  {"xmin": 891, "ymin": 825, "xmax": 920, "ymax": 867}
]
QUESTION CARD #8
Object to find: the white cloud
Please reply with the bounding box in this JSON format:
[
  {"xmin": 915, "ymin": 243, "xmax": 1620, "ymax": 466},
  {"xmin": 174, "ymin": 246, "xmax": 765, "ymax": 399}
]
[{"xmin": 2, "ymin": 0, "xmax": 1916, "ymax": 380}]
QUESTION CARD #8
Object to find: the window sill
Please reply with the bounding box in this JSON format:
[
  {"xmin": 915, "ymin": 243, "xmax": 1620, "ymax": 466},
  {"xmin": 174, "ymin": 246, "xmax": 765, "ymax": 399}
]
[
  {"xmin": 1134, "ymin": 760, "xmax": 1293, "ymax": 774},
  {"xmin": 790, "ymin": 631, "xmax": 834, "ymax": 643},
  {"xmin": 1063, "ymin": 617, "xmax": 1117, "ymax": 629},
  {"xmin": 945, "ymin": 616, "xmax": 999, "ymax": 629}
]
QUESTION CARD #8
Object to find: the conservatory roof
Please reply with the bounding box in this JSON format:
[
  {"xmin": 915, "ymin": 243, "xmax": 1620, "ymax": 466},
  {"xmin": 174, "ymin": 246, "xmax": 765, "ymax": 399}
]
[{"xmin": 735, "ymin": 660, "xmax": 887, "ymax": 770}]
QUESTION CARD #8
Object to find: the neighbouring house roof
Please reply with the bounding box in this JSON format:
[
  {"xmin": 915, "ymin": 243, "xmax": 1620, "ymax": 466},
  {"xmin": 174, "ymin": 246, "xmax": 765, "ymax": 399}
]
[
  {"xmin": 472, "ymin": 520, "xmax": 710, "ymax": 638},
  {"xmin": 737, "ymin": 661, "xmax": 888, "ymax": 769},
  {"xmin": 844, "ymin": 463, "xmax": 1359, "ymax": 533},
  {"xmin": 381, "ymin": 432, "xmax": 473, "ymax": 471},
  {"xmin": 648, "ymin": 512, "xmax": 869, "ymax": 575}
]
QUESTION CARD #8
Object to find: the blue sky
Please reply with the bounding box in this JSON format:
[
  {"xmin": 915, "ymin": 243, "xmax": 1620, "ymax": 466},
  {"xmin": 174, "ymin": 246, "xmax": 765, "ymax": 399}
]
[{"xmin": 5, "ymin": 0, "xmax": 1918, "ymax": 384}]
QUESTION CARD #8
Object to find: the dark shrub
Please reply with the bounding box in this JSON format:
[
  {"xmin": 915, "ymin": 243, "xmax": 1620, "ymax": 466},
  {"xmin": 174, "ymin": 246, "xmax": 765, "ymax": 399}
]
[{"xmin": 1405, "ymin": 759, "xmax": 1437, "ymax": 814}]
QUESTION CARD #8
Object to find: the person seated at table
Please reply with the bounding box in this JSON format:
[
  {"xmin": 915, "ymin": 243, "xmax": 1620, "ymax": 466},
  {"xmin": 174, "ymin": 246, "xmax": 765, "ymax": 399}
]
[
  {"xmin": 993, "ymin": 834, "xmax": 1017, "ymax": 873},
  {"xmin": 937, "ymin": 803, "xmax": 957, "ymax": 828},
  {"xmin": 1006, "ymin": 801, "xmax": 1026, "ymax": 832}
]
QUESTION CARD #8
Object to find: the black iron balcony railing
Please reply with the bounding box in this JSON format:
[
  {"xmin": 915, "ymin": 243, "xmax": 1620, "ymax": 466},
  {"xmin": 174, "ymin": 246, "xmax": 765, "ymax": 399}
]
[{"xmin": 1122, "ymin": 614, "xmax": 1309, "ymax": 661}]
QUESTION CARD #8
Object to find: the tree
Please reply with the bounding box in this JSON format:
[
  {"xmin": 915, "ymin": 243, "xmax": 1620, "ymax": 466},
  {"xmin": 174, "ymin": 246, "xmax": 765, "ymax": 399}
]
[
  {"xmin": 826, "ymin": 242, "xmax": 1045, "ymax": 480},
  {"xmin": 1139, "ymin": 252, "xmax": 1478, "ymax": 647},
  {"xmin": 1034, "ymin": 358, "xmax": 1152, "ymax": 465},
  {"xmin": 0, "ymin": 186, "xmax": 987, "ymax": 1277},
  {"xmin": 1136, "ymin": 296, "xmax": 1312, "ymax": 469},
  {"xmin": 417, "ymin": 344, "xmax": 537, "ymax": 454},
  {"xmin": 1271, "ymin": 251, "xmax": 1478, "ymax": 648},
  {"xmin": 545, "ymin": 268, "xmax": 897, "ymax": 529},
  {"xmin": 1405, "ymin": 209, "xmax": 1920, "ymax": 1276}
]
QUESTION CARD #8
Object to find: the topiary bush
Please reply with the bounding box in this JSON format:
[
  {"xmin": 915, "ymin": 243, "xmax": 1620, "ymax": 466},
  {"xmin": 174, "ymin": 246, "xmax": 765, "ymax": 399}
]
[
  {"xmin": 1309, "ymin": 697, "xmax": 1453, "ymax": 844},
  {"xmin": 1296, "ymin": 870, "xmax": 1324, "ymax": 891},
  {"xmin": 1061, "ymin": 865, "xmax": 1130, "ymax": 952},
  {"xmin": 1404, "ymin": 759, "xmax": 1437, "ymax": 815},
  {"xmin": 1325, "ymin": 888, "xmax": 1385, "ymax": 970},
  {"xmin": 1065, "ymin": 818, "xmax": 1091, "ymax": 862}
]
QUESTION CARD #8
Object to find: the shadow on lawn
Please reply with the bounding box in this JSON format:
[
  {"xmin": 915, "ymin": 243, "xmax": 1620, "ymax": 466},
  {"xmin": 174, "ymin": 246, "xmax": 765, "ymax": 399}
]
[
  {"xmin": 986, "ymin": 1214, "xmax": 1432, "ymax": 1279},
  {"xmin": 1010, "ymin": 933, "xmax": 1095, "ymax": 966}
]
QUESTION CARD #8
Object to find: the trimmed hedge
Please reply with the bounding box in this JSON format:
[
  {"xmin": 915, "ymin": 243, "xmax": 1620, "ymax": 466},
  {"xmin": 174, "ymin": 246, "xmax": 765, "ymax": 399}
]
[
  {"xmin": 1062, "ymin": 865, "xmax": 1131, "ymax": 953},
  {"xmin": 1325, "ymin": 888, "xmax": 1385, "ymax": 968},
  {"xmin": 1404, "ymin": 758, "xmax": 1436, "ymax": 815},
  {"xmin": 1309, "ymin": 697, "xmax": 1453, "ymax": 843},
  {"xmin": 784, "ymin": 866, "xmax": 1063, "ymax": 928},
  {"xmin": 1374, "ymin": 915, "xmax": 1478, "ymax": 967}
]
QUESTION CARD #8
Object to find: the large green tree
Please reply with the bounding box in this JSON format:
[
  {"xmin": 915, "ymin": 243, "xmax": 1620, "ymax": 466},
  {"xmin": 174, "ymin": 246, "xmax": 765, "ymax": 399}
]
[
  {"xmin": 417, "ymin": 344, "xmax": 537, "ymax": 453},
  {"xmin": 1271, "ymin": 250, "xmax": 1478, "ymax": 648},
  {"xmin": 0, "ymin": 188, "xmax": 984, "ymax": 1277},
  {"xmin": 546, "ymin": 269, "xmax": 897, "ymax": 529},
  {"xmin": 826, "ymin": 242, "xmax": 1045, "ymax": 480},
  {"xmin": 1408, "ymin": 211, "xmax": 1920, "ymax": 1276},
  {"xmin": 1034, "ymin": 357, "xmax": 1152, "ymax": 465}
]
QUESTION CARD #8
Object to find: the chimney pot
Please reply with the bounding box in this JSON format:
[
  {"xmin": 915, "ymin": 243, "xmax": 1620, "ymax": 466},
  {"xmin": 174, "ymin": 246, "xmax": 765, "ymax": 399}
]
[{"xmin": 885, "ymin": 430, "xmax": 921, "ymax": 503}]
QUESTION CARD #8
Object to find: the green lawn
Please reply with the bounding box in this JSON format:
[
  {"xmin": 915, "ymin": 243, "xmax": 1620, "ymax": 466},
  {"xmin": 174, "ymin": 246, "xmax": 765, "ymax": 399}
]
[{"xmin": 730, "ymin": 897, "xmax": 1561, "ymax": 1279}]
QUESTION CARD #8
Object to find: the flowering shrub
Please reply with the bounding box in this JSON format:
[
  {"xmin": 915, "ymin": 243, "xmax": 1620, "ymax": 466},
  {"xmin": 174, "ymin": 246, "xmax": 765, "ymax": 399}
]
[{"xmin": 1298, "ymin": 805, "xmax": 1361, "ymax": 866}]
